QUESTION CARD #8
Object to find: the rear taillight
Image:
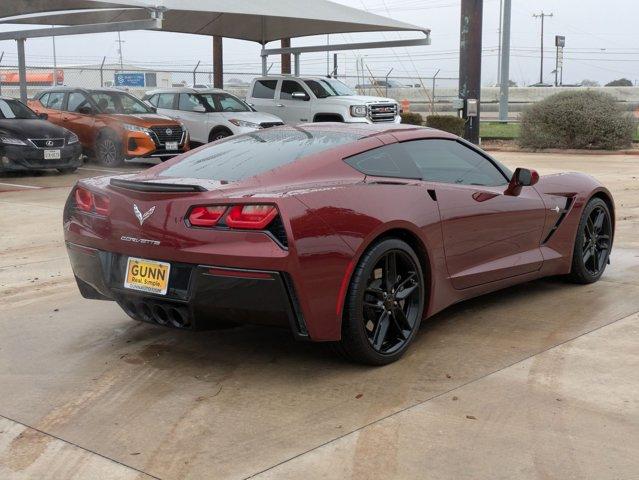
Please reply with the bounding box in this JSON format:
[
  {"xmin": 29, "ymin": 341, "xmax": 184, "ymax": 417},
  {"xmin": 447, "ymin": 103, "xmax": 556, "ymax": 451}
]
[
  {"xmin": 186, "ymin": 204, "xmax": 278, "ymax": 230},
  {"xmin": 225, "ymin": 205, "xmax": 278, "ymax": 230},
  {"xmin": 74, "ymin": 186, "xmax": 110, "ymax": 216},
  {"xmin": 188, "ymin": 206, "xmax": 227, "ymax": 227}
]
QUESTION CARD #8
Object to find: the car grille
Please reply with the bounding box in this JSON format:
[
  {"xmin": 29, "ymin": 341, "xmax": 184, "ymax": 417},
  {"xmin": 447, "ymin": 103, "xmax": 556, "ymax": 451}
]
[
  {"xmin": 367, "ymin": 103, "xmax": 398, "ymax": 123},
  {"xmin": 260, "ymin": 122, "xmax": 285, "ymax": 129},
  {"xmin": 149, "ymin": 125, "xmax": 184, "ymax": 146},
  {"xmin": 29, "ymin": 138, "xmax": 65, "ymax": 148}
]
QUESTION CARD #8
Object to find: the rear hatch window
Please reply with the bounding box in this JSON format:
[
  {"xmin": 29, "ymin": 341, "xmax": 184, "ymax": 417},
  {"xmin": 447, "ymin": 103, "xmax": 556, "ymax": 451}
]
[{"xmin": 159, "ymin": 128, "xmax": 361, "ymax": 182}]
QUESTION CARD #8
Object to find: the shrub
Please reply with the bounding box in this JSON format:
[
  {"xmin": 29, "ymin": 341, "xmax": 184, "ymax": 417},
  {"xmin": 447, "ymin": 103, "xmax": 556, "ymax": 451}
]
[
  {"xmin": 519, "ymin": 90, "xmax": 636, "ymax": 150},
  {"xmin": 606, "ymin": 78, "xmax": 633, "ymax": 87},
  {"xmin": 400, "ymin": 111, "xmax": 423, "ymax": 125},
  {"xmin": 426, "ymin": 115, "xmax": 465, "ymax": 136}
]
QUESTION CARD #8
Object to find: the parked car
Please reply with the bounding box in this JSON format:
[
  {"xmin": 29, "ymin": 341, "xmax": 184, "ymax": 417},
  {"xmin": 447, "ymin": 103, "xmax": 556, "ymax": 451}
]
[
  {"xmin": 355, "ymin": 79, "xmax": 408, "ymax": 89},
  {"xmin": 143, "ymin": 87, "xmax": 283, "ymax": 144},
  {"xmin": 246, "ymin": 76, "xmax": 401, "ymax": 124},
  {"xmin": 0, "ymin": 96, "xmax": 82, "ymax": 174},
  {"xmin": 29, "ymin": 87, "xmax": 189, "ymax": 167},
  {"xmin": 64, "ymin": 123, "xmax": 614, "ymax": 365}
]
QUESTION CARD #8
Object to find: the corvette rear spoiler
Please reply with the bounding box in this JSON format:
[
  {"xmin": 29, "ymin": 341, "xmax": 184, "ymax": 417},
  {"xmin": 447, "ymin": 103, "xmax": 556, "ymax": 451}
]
[{"xmin": 109, "ymin": 178, "xmax": 207, "ymax": 193}]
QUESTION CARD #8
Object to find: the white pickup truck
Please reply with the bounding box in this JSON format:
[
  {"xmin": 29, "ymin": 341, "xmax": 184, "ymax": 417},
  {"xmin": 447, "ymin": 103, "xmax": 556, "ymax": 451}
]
[{"xmin": 246, "ymin": 76, "xmax": 401, "ymax": 125}]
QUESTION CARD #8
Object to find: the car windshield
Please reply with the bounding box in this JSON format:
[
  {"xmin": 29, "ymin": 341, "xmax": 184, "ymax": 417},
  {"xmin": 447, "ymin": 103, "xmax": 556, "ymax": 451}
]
[
  {"xmin": 304, "ymin": 79, "xmax": 356, "ymax": 98},
  {"xmin": 160, "ymin": 127, "xmax": 361, "ymax": 182},
  {"xmin": 88, "ymin": 91, "xmax": 153, "ymax": 114},
  {"xmin": 199, "ymin": 93, "xmax": 251, "ymax": 113},
  {"xmin": 0, "ymin": 99, "xmax": 38, "ymax": 119}
]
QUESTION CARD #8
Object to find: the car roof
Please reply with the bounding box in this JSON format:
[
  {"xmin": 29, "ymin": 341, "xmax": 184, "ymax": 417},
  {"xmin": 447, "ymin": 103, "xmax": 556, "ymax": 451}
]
[
  {"xmin": 253, "ymin": 75, "xmax": 337, "ymax": 82},
  {"xmin": 145, "ymin": 87, "xmax": 228, "ymax": 95},
  {"xmin": 262, "ymin": 122, "xmax": 455, "ymax": 139},
  {"xmin": 36, "ymin": 87, "xmax": 133, "ymax": 94}
]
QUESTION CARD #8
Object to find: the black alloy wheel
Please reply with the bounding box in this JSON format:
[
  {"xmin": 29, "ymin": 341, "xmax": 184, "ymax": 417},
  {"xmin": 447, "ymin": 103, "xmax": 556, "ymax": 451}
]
[
  {"xmin": 210, "ymin": 130, "xmax": 231, "ymax": 142},
  {"xmin": 96, "ymin": 136, "xmax": 124, "ymax": 167},
  {"xmin": 336, "ymin": 238, "xmax": 425, "ymax": 365},
  {"xmin": 568, "ymin": 198, "xmax": 613, "ymax": 284}
]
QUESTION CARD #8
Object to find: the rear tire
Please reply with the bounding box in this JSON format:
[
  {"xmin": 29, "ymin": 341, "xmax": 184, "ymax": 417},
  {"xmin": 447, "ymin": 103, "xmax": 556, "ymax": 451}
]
[
  {"xmin": 567, "ymin": 197, "xmax": 612, "ymax": 284},
  {"xmin": 209, "ymin": 129, "xmax": 232, "ymax": 142},
  {"xmin": 95, "ymin": 135, "xmax": 124, "ymax": 167},
  {"xmin": 335, "ymin": 238, "xmax": 425, "ymax": 365}
]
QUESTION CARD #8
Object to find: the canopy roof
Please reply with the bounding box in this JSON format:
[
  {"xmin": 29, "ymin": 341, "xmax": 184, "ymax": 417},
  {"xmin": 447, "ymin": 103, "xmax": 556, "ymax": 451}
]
[{"xmin": 0, "ymin": 0, "xmax": 429, "ymax": 44}]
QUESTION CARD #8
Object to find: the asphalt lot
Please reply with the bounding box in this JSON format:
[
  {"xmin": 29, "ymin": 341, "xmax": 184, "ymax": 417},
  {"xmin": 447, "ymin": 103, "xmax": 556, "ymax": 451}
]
[{"xmin": 1, "ymin": 152, "xmax": 638, "ymax": 479}]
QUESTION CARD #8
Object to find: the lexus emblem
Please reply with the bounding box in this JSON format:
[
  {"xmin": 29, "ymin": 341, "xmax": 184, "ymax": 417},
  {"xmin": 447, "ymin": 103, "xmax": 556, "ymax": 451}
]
[
  {"xmin": 134, "ymin": 204, "xmax": 156, "ymax": 226},
  {"xmin": 165, "ymin": 128, "xmax": 173, "ymax": 136},
  {"xmin": 46, "ymin": 140, "xmax": 54, "ymax": 147}
]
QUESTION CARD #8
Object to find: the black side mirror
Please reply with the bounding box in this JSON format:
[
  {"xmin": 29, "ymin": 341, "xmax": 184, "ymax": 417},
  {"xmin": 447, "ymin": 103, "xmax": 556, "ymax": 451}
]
[
  {"xmin": 78, "ymin": 106, "xmax": 93, "ymax": 115},
  {"xmin": 506, "ymin": 168, "xmax": 540, "ymax": 196},
  {"xmin": 37, "ymin": 112, "xmax": 48, "ymax": 120}
]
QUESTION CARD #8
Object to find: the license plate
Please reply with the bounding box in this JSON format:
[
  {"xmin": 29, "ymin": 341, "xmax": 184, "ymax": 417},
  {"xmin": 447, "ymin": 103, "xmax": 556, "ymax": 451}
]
[
  {"xmin": 165, "ymin": 141, "xmax": 178, "ymax": 150},
  {"xmin": 124, "ymin": 257, "xmax": 170, "ymax": 295},
  {"xmin": 44, "ymin": 149, "xmax": 61, "ymax": 160}
]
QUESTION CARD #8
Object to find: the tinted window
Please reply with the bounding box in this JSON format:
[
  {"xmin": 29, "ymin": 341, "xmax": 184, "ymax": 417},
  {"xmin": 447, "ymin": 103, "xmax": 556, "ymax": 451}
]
[
  {"xmin": 344, "ymin": 143, "xmax": 421, "ymax": 179},
  {"xmin": 160, "ymin": 128, "xmax": 361, "ymax": 182},
  {"xmin": 157, "ymin": 93, "xmax": 176, "ymax": 109},
  {"xmin": 0, "ymin": 99, "xmax": 37, "ymax": 119},
  {"xmin": 178, "ymin": 93, "xmax": 206, "ymax": 112},
  {"xmin": 67, "ymin": 92, "xmax": 90, "ymax": 112},
  {"xmin": 280, "ymin": 80, "xmax": 307, "ymax": 100},
  {"xmin": 145, "ymin": 94, "xmax": 158, "ymax": 107},
  {"xmin": 38, "ymin": 93, "xmax": 50, "ymax": 106},
  {"xmin": 46, "ymin": 92, "xmax": 65, "ymax": 110},
  {"xmin": 404, "ymin": 140, "xmax": 509, "ymax": 186},
  {"xmin": 252, "ymin": 80, "xmax": 277, "ymax": 99},
  {"xmin": 200, "ymin": 93, "xmax": 250, "ymax": 112},
  {"xmin": 89, "ymin": 91, "xmax": 152, "ymax": 114}
]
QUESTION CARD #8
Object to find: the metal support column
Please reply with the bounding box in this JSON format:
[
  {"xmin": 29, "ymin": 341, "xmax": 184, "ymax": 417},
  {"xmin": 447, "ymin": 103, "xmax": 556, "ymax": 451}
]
[
  {"xmin": 213, "ymin": 35, "xmax": 223, "ymax": 88},
  {"xmin": 17, "ymin": 38, "xmax": 27, "ymax": 103},
  {"xmin": 459, "ymin": 0, "xmax": 483, "ymax": 144},
  {"xmin": 281, "ymin": 38, "xmax": 291, "ymax": 74},
  {"xmin": 294, "ymin": 53, "xmax": 300, "ymax": 76},
  {"xmin": 261, "ymin": 54, "xmax": 267, "ymax": 76},
  {"xmin": 498, "ymin": 0, "xmax": 511, "ymax": 122}
]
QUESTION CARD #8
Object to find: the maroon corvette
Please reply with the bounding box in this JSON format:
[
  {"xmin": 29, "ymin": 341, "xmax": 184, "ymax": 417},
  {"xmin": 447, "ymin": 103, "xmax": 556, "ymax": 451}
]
[{"xmin": 64, "ymin": 123, "xmax": 614, "ymax": 364}]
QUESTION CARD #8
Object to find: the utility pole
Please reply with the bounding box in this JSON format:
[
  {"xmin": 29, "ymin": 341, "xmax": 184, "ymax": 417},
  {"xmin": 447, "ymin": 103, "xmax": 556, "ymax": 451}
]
[
  {"xmin": 459, "ymin": 0, "xmax": 483, "ymax": 144},
  {"xmin": 116, "ymin": 31, "xmax": 125, "ymax": 72},
  {"xmin": 498, "ymin": 0, "xmax": 512, "ymax": 122},
  {"xmin": 497, "ymin": 0, "xmax": 503, "ymax": 85},
  {"xmin": 533, "ymin": 11, "xmax": 553, "ymax": 85},
  {"xmin": 213, "ymin": 36, "xmax": 223, "ymax": 88}
]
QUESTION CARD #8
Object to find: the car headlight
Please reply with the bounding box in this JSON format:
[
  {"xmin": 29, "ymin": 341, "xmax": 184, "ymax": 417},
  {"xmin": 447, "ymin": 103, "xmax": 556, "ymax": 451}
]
[
  {"xmin": 122, "ymin": 123, "xmax": 151, "ymax": 134},
  {"xmin": 67, "ymin": 133, "xmax": 80, "ymax": 145},
  {"xmin": 229, "ymin": 119, "xmax": 262, "ymax": 129},
  {"xmin": 350, "ymin": 105, "xmax": 367, "ymax": 117},
  {"xmin": 0, "ymin": 135, "xmax": 27, "ymax": 146}
]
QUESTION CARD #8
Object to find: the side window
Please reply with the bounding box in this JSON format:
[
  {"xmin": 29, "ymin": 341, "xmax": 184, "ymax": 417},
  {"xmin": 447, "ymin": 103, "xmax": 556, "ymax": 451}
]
[
  {"xmin": 38, "ymin": 93, "xmax": 50, "ymax": 107},
  {"xmin": 157, "ymin": 93, "xmax": 176, "ymax": 109},
  {"xmin": 403, "ymin": 139, "xmax": 509, "ymax": 186},
  {"xmin": 344, "ymin": 144, "xmax": 422, "ymax": 179},
  {"xmin": 47, "ymin": 92, "xmax": 65, "ymax": 110},
  {"xmin": 280, "ymin": 80, "xmax": 308, "ymax": 100},
  {"xmin": 178, "ymin": 93, "xmax": 204, "ymax": 112},
  {"xmin": 251, "ymin": 80, "xmax": 278, "ymax": 99},
  {"xmin": 67, "ymin": 92, "xmax": 90, "ymax": 112},
  {"xmin": 146, "ymin": 94, "xmax": 159, "ymax": 107}
]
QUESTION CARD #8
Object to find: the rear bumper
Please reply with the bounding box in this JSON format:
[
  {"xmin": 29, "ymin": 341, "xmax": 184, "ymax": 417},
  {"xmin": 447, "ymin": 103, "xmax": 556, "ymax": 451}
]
[
  {"xmin": 0, "ymin": 144, "xmax": 82, "ymax": 171},
  {"xmin": 66, "ymin": 242, "xmax": 308, "ymax": 338}
]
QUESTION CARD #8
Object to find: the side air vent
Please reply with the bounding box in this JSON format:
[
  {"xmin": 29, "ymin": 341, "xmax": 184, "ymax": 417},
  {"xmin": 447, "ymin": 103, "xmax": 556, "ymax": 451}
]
[
  {"xmin": 542, "ymin": 197, "xmax": 574, "ymax": 244},
  {"xmin": 267, "ymin": 215, "xmax": 289, "ymax": 249},
  {"xmin": 110, "ymin": 179, "xmax": 207, "ymax": 193}
]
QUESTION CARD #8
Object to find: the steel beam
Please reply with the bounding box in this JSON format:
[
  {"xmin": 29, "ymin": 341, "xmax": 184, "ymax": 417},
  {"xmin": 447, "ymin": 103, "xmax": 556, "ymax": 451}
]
[
  {"xmin": 261, "ymin": 35, "xmax": 430, "ymax": 57},
  {"xmin": 0, "ymin": 18, "xmax": 162, "ymax": 41}
]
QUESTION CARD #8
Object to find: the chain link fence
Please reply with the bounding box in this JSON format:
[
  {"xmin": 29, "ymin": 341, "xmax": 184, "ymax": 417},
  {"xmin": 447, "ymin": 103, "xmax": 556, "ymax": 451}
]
[{"xmin": 0, "ymin": 63, "xmax": 460, "ymax": 115}]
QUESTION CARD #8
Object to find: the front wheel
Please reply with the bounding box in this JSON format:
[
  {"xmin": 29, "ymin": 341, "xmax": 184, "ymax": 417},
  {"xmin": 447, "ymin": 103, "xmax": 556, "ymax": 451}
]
[
  {"xmin": 567, "ymin": 198, "xmax": 613, "ymax": 284},
  {"xmin": 95, "ymin": 136, "xmax": 124, "ymax": 167},
  {"xmin": 335, "ymin": 238, "xmax": 425, "ymax": 365},
  {"xmin": 209, "ymin": 130, "xmax": 231, "ymax": 142}
]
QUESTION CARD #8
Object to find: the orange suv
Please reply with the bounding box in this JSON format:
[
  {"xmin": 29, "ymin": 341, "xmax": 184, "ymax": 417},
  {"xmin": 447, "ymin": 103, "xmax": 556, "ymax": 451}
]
[{"xmin": 29, "ymin": 88, "xmax": 189, "ymax": 167}]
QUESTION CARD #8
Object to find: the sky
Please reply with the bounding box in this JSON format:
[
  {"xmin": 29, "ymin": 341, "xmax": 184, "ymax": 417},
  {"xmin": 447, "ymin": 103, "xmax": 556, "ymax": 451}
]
[{"xmin": 0, "ymin": 0, "xmax": 638, "ymax": 87}]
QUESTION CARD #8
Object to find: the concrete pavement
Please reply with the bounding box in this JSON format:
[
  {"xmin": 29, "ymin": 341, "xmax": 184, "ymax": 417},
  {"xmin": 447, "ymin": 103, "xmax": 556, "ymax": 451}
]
[{"xmin": 0, "ymin": 153, "xmax": 638, "ymax": 479}]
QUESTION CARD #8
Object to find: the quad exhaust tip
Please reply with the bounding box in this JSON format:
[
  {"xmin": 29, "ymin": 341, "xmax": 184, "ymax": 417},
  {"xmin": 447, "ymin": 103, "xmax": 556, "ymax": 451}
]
[{"xmin": 122, "ymin": 299, "xmax": 191, "ymax": 329}]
